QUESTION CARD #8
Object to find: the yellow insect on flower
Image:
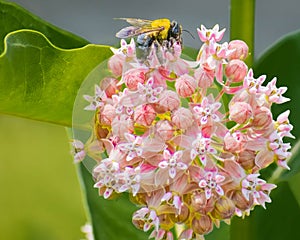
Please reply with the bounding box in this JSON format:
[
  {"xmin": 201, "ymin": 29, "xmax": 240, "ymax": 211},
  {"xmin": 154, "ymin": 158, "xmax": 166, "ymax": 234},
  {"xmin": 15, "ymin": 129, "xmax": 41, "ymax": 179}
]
[{"xmin": 115, "ymin": 18, "xmax": 182, "ymax": 50}]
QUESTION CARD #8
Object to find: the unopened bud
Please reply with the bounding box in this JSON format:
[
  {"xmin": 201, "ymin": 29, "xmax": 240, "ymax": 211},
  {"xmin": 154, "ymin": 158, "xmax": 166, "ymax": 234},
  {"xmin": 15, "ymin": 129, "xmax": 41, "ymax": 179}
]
[
  {"xmin": 192, "ymin": 214, "xmax": 213, "ymax": 235},
  {"xmin": 98, "ymin": 104, "xmax": 116, "ymax": 125},
  {"xmin": 100, "ymin": 77, "xmax": 120, "ymax": 98},
  {"xmin": 225, "ymin": 59, "xmax": 248, "ymax": 83},
  {"xmin": 237, "ymin": 150, "xmax": 256, "ymax": 170},
  {"xmin": 134, "ymin": 104, "xmax": 156, "ymax": 126},
  {"xmin": 252, "ymin": 106, "xmax": 273, "ymax": 128},
  {"xmin": 171, "ymin": 107, "xmax": 193, "ymax": 129},
  {"xmin": 229, "ymin": 101, "xmax": 253, "ymax": 124},
  {"xmin": 211, "ymin": 196, "xmax": 235, "ymax": 219},
  {"xmin": 158, "ymin": 90, "xmax": 180, "ymax": 111},
  {"xmin": 175, "ymin": 74, "xmax": 197, "ymax": 97},
  {"xmin": 191, "ymin": 191, "xmax": 214, "ymax": 214},
  {"xmin": 108, "ymin": 54, "xmax": 124, "ymax": 77},
  {"xmin": 155, "ymin": 120, "xmax": 174, "ymax": 141},
  {"xmin": 170, "ymin": 203, "xmax": 190, "ymax": 223},
  {"xmin": 123, "ymin": 68, "xmax": 146, "ymax": 90},
  {"xmin": 231, "ymin": 190, "xmax": 254, "ymax": 211},
  {"xmin": 227, "ymin": 40, "xmax": 249, "ymax": 60}
]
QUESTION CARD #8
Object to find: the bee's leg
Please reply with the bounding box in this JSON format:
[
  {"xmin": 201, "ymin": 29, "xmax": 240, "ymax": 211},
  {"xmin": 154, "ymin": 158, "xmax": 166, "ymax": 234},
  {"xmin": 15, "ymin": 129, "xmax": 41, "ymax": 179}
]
[{"xmin": 136, "ymin": 34, "xmax": 154, "ymax": 61}]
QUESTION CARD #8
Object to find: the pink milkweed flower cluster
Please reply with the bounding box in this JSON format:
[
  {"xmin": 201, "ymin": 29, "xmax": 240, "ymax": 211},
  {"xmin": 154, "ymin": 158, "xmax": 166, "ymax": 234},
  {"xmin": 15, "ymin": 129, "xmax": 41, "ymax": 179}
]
[{"xmin": 72, "ymin": 24, "xmax": 294, "ymax": 240}]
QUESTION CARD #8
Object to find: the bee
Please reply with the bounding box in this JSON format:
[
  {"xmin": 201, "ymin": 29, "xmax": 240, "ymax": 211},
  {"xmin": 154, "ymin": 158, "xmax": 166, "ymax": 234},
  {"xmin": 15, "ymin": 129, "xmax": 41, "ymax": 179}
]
[{"xmin": 115, "ymin": 18, "xmax": 182, "ymax": 50}]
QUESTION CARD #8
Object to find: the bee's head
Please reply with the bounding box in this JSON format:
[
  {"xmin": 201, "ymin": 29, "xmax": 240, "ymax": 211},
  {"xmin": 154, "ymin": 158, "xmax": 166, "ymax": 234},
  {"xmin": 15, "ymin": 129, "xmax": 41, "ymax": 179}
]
[{"xmin": 170, "ymin": 21, "xmax": 182, "ymax": 40}]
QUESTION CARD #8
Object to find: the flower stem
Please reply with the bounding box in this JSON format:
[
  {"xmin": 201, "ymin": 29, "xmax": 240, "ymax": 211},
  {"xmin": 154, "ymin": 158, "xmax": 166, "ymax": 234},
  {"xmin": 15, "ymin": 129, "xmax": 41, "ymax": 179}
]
[{"xmin": 230, "ymin": 0, "xmax": 256, "ymax": 67}]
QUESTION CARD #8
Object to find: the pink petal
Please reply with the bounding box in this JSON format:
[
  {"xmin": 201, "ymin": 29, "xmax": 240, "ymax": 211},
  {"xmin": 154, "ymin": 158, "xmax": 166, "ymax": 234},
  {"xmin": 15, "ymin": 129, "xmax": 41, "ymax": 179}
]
[
  {"xmin": 169, "ymin": 167, "xmax": 177, "ymax": 179},
  {"xmin": 205, "ymin": 188, "xmax": 212, "ymax": 199},
  {"xmin": 216, "ymin": 185, "xmax": 224, "ymax": 196}
]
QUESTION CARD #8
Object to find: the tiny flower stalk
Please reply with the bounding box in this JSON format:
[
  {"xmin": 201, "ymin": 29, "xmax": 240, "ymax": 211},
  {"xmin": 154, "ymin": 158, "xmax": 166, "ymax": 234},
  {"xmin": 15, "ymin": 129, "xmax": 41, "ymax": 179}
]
[{"xmin": 72, "ymin": 24, "xmax": 293, "ymax": 240}]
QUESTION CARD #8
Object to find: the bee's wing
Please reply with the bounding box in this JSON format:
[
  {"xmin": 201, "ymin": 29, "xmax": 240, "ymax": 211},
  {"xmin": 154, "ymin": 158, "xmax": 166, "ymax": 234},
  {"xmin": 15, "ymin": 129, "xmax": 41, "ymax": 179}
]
[
  {"xmin": 116, "ymin": 18, "xmax": 152, "ymax": 27},
  {"xmin": 116, "ymin": 26, "xmax": 164, "ymax": 38}
]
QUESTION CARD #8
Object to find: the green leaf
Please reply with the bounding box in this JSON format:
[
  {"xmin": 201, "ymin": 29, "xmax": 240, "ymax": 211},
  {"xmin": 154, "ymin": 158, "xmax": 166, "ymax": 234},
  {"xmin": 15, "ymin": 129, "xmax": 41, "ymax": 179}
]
[
  {"xmin": 0, "ymin": 29, "xmax": 112, "ymax": 126},
  {"xmin": 77, "ymin": 162, "xmax": 148, "ymax": 240},
  {"xmin": 0, "ymin": 0, "xmax": 88, "ymax": 52}
]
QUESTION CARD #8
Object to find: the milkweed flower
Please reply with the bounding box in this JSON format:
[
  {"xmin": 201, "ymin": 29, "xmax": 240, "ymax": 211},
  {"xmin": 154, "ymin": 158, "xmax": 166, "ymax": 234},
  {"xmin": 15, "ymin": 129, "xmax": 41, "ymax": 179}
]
[{"xmin": 73, "ymin": 25, "xmax": 294, "ymax": 240}]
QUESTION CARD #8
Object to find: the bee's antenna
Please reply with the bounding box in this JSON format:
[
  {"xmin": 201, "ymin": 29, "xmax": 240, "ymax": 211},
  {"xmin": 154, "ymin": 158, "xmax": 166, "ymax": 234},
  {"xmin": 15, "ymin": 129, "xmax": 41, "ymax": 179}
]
[{"xmin": 182, "ymin": 29, "xmax": 195, "ymax": 39}]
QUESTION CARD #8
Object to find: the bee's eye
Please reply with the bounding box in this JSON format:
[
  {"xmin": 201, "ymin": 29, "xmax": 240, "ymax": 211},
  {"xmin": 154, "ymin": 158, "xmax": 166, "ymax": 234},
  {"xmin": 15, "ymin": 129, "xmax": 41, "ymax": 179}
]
[{"xmin": 171, "ymin": 23, "xmax": 180, "ymax": 36}]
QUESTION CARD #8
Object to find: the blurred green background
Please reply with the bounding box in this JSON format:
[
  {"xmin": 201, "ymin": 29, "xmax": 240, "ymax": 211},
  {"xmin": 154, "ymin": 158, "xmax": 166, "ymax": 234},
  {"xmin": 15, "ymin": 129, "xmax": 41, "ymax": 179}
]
[{"xmin": 0, "ymin": 115, "xmax": 86, "ymax": 240}]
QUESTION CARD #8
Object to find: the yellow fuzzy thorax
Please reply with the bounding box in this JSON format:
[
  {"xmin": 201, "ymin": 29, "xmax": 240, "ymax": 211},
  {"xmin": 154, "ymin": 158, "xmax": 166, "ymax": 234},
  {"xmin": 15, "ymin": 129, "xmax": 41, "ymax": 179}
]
[{"xmin": 150, "ymin": 18, "xmax": 171, "ymax": 39}]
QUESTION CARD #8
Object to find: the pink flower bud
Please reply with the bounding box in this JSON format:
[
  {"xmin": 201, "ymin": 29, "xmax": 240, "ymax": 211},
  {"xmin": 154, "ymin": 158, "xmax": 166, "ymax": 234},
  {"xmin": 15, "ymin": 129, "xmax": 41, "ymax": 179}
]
[
  {"xmin": 225, "ymin": 59, "xmax": 248, "ymax": 83},
  {"xmin": 229, "ymin": 102, "xmax": 253, "ymax": 124},
  {"xmin": 231, "ymin": 190, "xmax": 254, "ymax": 210},
  {"xmin": 224, "ymin": 131, "xmax": 246, "ymax": 153},
  {"xmin": 100, "ymin": 77, "xmax": 120, "ymax": 98},
  {"xmin": 108, "ymin": 54, "xmax": 125, "ymax": 77},
  {"xmin": 192, "ymin": 214, "xmax": 213, "ymax": 235},
  {"xmin": 170, "ymin": 203, "xmax": 189, "ymax": 223},
  {"xmin": 155, "ymin": 120, "xmax": 174, "ymax": 141},
  {"xmin": 175, "ymin": 74, "xmax": 197, "ymax": 97},
  {"xmin": 252, "ymin": 106, "xmax": 273, "ymax": 128},
  {"xmin": 98, "ymin": 104, "xmax": 116, "ymax": 125},
  {"xmin": 134, "ymin": 104, "xmax": 156, "ymax": 126},
  {"xmin": 194, "ymin": 64, "xmax": 214, "ymax": 89},
  {"xmin": 227, "ymin": 40, "xmax": 249, "ymax": 60},
  {"xmin": 158, "ymin": 90, "xmax": 180, "ymax": 111},
  {"xmin": 171, "ymin": 107, "xmax": 193, "ymax": 129},
  {"xmin": 123, "ymin": 68, "xmax": 147, "ymax": 90},
  {"xmin": 211, "ymin": 196, "xmax": 235, "ymax": 219},
  {"xmin": 191, "ymin": 191, "xmax": 214, "ymax": 214},
  {"xmin": 237, "ymin": 150, "xmax": 256, "ymax": 170}
]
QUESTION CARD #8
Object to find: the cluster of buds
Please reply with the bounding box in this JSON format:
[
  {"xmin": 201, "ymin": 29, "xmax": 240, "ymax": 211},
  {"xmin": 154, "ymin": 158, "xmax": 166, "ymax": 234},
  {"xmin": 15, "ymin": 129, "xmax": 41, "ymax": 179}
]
[{"xmin": 72, "ymin": 24, "xmax": 294, "ymax": 239}]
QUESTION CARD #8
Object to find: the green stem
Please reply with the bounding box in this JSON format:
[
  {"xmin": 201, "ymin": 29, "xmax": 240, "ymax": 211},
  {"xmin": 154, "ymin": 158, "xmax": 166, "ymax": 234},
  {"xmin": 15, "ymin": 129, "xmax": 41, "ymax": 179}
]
[{"xmin": 230, "ymin": 0, "xmax": 256, "ymax": 67}]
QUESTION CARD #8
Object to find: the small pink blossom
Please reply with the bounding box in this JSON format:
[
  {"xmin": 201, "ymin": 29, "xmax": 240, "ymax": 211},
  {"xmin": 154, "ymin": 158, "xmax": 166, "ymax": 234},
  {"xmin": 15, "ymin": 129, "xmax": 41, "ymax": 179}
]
[
  {"xmin": 191, "ymin": 133, "xmax": 217, "ymax": 166},
  {"xmin": 265, "ymin": 77, "xmax": 290, "ymax": 104},
  {"xmin": 158, "ymin": 150, "xmax": 188, "ymax": 179},
  {"xmin": 193, "ymin": 96, "xmax": 222, "ymax": 125},
  {"xmin": 243, "ymin": 69, "xmax": 266, "ymax": 94},
  {"xmin": 197, "ymin": 24, "xmax": 226, "ymax": 43},
  {"xmin": 132, "ymin": 208, "xmax": 160, "ymax": 232},
  {"xmin": 276, "ymin": 110, "xmax": 294, "ymax": 138},
  {"xmin": 83, "ymin": 85, "xmax": 108, "ymax": 111},
  {"xmin": 137, "ymin": 78, "xmax": 164, "ymax": 104},
  {"xmin": 242, "ymin": 174, "xmax": 276, "ymax": 208},
  {"xmin": 118, "ymin": 133, "xmax": 143, "ymax": 161},
  {"xmin": 71, "ymin": 139, "xmax": 86, "ymax": 163},
  {"xmin": 198, "ymin": 170, "xmax": 225, "ymax": 199}
]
